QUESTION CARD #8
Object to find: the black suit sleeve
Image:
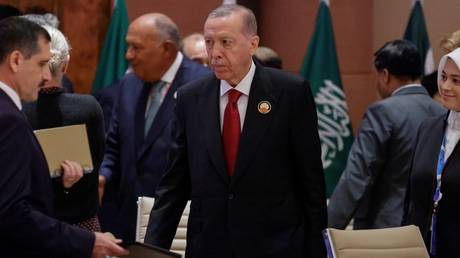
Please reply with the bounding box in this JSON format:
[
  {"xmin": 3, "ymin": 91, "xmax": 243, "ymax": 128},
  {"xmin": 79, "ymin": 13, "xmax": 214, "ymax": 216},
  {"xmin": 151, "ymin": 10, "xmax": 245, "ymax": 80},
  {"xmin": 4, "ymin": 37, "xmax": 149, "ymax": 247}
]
[
  {"xmin": 144, "ymin": 88, "xmax": 190, "ymax": 249},
  {"xmin": 0, "ymin": 113, "xmax": 94, "ymax": 257},
  {"xmin": 290, "ymin": 81, "xmax": 327, "ymax": 258}
]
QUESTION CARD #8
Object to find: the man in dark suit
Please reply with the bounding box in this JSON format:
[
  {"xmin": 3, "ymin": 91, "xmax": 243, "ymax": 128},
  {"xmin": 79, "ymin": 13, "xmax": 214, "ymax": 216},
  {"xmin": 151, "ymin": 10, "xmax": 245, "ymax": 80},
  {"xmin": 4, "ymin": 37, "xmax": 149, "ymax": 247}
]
[
  {"xmin": 328, "ymin": 40, "xmax": 445, "ymax": 230},
  {"xmin": 144, "ymin": 5, "xmax": 326, "ymax": 258},
  {"xmin": 94, "ymin": 78, "xmax": 121, "ymax": 132},
  {"xmin": 98, "ymin": 13, "xmax": 210, "ymax": 243},
  {"xmin": 0, "ymin": 17, "xmax": 126, "ymax": 258}
]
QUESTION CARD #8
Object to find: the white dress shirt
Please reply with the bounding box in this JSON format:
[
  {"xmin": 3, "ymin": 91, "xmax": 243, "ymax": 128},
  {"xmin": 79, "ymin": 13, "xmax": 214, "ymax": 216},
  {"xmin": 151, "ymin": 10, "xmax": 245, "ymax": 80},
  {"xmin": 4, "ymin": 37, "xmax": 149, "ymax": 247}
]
[
  {"xmin": 391, "ymin": 83, "xmax": 422, "ymax": 96},
  {"xmin": 0, "ymin": 80, "xmax": 21, "ymax": 110},
  {"xmin": 444, "ymin": 110, "xmax": 460, "ymax": 161},
  {"xmin": 219, "ymin": 61, "xmax": 256, "ymax": 131},
  {"xmin": 145, "ymin": 52, "xmax": 184, "ymax": 113}
]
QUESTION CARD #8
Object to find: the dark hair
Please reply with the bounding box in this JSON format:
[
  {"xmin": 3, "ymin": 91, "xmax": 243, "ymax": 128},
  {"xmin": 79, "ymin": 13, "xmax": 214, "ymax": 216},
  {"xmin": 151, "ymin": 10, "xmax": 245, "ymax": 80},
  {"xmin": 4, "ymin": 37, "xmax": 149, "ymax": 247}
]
[
  {"xmin": 421, "ymin": 70, "xmax": 438, "ymax": 97},
  {"xmin": 374, "ymin": 39, "xmax": 422, "ymax": 80},
  {"xmin": 0, "ymin": 4, "xmax": 21, "ymax": 21},
  {"xmin": 0, "ymin": 16, "xmax": 50, "ymax": 63},
  {"xmin": 208, "ymin": 4, "xmax": 257, "ymax": 36}
]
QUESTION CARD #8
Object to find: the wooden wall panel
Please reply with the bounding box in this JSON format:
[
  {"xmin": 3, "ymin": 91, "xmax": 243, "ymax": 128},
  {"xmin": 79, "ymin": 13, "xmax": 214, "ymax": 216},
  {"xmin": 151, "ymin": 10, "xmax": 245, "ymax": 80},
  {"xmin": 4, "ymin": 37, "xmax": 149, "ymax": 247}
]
[
  {"xmin": 0, "ymin": 0, "xmax": 55, "ymax": 13},
  {"xmin": 59, "ymin": 0, "xmax": 110, "ymax": 93},
  {"xmin": 0, "ymin": 0, "xmax": 459, "ymax": 109},
  {"xmin": 374, "ymin": 0, "xmax": 460, "ymax": 63},
  {"xmin": 0, "ymin": 0, "xmax": 110, "ymax": 93},
  {"xmin": 260, "ymin": 0, "xmax": 374, "ymax": 133},
  {"xmin": 126, "ymin": 0, "xmax": 222, "ymax": 37}
]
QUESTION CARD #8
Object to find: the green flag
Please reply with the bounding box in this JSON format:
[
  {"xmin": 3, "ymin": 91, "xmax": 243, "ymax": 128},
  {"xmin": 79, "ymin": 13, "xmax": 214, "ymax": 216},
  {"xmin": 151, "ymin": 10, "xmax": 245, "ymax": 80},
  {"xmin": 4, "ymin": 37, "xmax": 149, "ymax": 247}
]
[
  {"xmin": 300, "ymin": 0, "xmax": 353, "ymax": 197},
  {"xmin": 92, "ymin": 0, "xmax": 129, "ymax": 93},
  {"xmin": 404, "ymin": 0, "xmax": 434, "ymax": 75}
]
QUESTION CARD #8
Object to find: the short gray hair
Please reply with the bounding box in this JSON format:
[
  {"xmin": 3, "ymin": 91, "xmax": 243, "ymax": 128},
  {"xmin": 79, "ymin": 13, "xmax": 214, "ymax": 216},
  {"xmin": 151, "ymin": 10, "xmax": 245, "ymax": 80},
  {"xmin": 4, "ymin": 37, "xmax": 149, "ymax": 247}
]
[
  {"xmin": 208, "ymin": 4, "xmax": 257, "ymax": 36},
  {"xmin": 22, "ymin": 14, "xmax": 70, "ymax": 76},
  {"xmin": 43, "ymin": 25, "xmax": 71, "ymax": 76},
  {"xmin": 154, "ymin": 15, "xmax": 182, "ymax": 48},
  {"xmin": 21, "ymin": 13, "xmax": 59, "ymax": 28}
]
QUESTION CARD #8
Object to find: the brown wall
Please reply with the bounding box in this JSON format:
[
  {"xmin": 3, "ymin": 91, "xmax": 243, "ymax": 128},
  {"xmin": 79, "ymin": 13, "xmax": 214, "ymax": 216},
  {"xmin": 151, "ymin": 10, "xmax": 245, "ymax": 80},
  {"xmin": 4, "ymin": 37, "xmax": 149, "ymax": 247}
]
[
  {"xmin": 260, "ymin": 0, "xmax": 375, "ymax": 134},
  {"xmin": 374, "ymin": 0, "xmax": 460, "ymax": 63},
  {"xmin": 126, "ymin": 0, "xmax": 221, "ymax": 36},
  {"xmin": 59, "ymin": 0, "xmax": 110, "ymax": 93},
  {"xmin": 0, "ymin": 0, "xmax": 110, "ymax": 94},
  {"xmin": 1, "ymin": 0, "xmax": 460, "ymax": 131},
  {"xmin": 261, "ymin": 0, "xmax": 460, "ymax": 133}
]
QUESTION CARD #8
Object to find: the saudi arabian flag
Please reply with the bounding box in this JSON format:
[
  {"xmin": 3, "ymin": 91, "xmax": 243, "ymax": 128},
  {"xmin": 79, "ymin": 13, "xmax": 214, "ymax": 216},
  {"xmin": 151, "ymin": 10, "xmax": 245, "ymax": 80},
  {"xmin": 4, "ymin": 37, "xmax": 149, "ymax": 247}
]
[
  {"xmin": 404, "ymin": 0, "xmax": 434, "ymax": 75},
  {"xmin": 92, "ymin": 0, "xmax": 129, "ymax": 93},
  {"xmin": 300, "ymin": 0, "xmax": 353, "ymax": 197}
]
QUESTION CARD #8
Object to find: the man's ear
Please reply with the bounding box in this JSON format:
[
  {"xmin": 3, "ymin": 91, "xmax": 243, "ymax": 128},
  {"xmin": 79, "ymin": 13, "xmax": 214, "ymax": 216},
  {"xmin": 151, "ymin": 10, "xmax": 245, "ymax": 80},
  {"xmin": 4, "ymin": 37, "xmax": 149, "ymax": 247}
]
[
  {"xmin": 249, "ymin": 35, "xmax": 260, "ymax": 55},
  {"xmin": 382, "ymin": 68, "xmax": 390, "ymax": 85},
  {"xmin": 162, "ymin": 40, "xmax": 177, "ymax": 56},
  {"xmin": 8, "ymin": 50, "xmax": 23, "ymax": 73}
]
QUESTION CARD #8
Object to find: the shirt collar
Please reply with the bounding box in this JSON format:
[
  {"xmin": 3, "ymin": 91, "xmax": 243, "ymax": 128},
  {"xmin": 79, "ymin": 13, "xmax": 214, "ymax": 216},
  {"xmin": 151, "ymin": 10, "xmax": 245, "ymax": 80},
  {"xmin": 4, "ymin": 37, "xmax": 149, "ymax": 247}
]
[
  {"xmin": 161, "ymin": 52, "xmax": 183, "ymax": 84},
  {"xmin": 0, "ymin": 80, "xmax": 21, "ymax": 110},
  {"xmin": 447, "ymin": 110, "xmax": 460, "ymax": 130},
  {"xmin": 391, "ymin": 84, "xmax": 422, "ymax": 96},
  {"xmin": 220, "ymin": 61, "xmax": 256, "ymax": 97}
]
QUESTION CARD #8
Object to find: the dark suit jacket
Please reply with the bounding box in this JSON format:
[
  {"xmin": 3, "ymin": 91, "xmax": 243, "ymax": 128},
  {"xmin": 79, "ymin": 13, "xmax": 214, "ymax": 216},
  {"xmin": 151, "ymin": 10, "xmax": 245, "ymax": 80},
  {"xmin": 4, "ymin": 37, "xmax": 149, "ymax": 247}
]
[
  {"xmin": 405, "ymin": 112, "xmax": 460, "ymax": 257},
  {"xmin": 99, "ymin": 56, "xmax": 210, "ymax": 242},
  {"xmin": 94, "ymin": 80, "xmax": 120, "ymax": 132},
  {"xmin": 145, "ymin": 64, "xmax": 327, "ymax": 258},
  {"xmin": 0, "ymin": 89, "xmax": 94, "ymax": 258}
]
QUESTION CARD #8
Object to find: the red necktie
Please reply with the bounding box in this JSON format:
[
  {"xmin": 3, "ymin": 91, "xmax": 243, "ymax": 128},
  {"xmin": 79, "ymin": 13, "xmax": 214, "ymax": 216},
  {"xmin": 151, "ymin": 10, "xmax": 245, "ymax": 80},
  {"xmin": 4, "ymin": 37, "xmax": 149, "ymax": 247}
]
[{"xmin": 222, "ymin": 89, "xmax": 242, "ymax": 176}]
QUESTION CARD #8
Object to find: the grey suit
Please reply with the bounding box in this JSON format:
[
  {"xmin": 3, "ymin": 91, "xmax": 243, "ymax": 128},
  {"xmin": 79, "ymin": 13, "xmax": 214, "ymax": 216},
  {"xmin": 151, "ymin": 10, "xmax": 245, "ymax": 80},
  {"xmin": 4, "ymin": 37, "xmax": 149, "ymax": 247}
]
[{"xmin": 328, "ymin": 85, "xmax": 445, "ymax": 229}]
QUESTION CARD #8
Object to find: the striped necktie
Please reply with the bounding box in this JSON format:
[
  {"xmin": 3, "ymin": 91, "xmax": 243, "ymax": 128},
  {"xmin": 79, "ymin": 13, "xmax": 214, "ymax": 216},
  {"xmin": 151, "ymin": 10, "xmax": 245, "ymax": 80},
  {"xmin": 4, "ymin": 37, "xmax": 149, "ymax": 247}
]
[{"xmin": 144, "ymin": 80, "xmax": 167, "ymax": 137}]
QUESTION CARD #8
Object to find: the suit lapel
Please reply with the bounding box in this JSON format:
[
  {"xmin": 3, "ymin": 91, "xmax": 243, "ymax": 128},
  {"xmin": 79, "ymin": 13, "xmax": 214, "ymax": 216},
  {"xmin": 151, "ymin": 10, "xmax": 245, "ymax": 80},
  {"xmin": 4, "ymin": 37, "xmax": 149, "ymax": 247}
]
[
  {"xmin": 419, "ymin": 115, "xmax": 447, "ymax": 180},
  {"xmin": 138, "ymin": 62, "xmax": 185, "ymax": 160},
  {"xmin": 441, "ymin": 113, "xmax": 460, "ymax": 170},
  {"xmin": 231, "ymin": 65, "xmax": 278, "ymax": 188},
  {"xmin": 134, "ymin": 80, "xmax": 149, "ymax": 159},
  {"xmin": 200, "ymin": 78, "xmax": 230, "ymax": 184}
]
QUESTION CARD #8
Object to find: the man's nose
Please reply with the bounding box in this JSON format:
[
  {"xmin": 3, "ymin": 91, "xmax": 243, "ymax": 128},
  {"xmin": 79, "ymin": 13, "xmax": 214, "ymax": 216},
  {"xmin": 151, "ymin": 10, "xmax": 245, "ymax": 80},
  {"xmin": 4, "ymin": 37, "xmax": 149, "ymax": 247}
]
[
  {"xmin": 42, "ymin": 65, "xmax": 52, "ymax": 82},
  {"xmin": 208, "ymin": 44, "xmax": 223, "ymax": 59},
  {"xmin": 125, "ymin": 48, "xmax": 134, "ymax": 61}
]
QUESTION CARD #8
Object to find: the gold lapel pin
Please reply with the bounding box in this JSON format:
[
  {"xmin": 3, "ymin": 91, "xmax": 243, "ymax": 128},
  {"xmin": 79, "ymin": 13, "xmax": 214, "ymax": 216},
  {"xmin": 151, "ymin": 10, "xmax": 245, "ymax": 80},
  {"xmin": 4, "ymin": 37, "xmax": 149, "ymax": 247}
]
[{"xmin": 258, "ymin": 101, "xmax": 271, "ymax": 114}]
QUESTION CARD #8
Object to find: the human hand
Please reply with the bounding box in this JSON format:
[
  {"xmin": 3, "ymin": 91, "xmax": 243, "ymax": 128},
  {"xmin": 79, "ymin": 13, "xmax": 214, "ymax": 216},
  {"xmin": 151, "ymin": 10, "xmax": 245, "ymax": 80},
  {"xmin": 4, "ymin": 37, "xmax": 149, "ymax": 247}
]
[
  {"xmin": 98, "ymin": 175, "xmax": 106, "ymax": 204},
  {"xmin": 91, "ymin": 232, "xmax": 129, "ymax": 258},
  {"xmin": 61, "ymin": 160, "xmax": 84, "ymax": 188}
]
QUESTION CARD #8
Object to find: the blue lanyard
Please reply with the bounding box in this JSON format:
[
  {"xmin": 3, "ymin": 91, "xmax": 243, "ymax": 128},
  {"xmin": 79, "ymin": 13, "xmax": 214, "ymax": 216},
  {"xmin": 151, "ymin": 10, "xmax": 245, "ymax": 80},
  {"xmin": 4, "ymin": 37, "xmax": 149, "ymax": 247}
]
[{"xmin": 430, "ymin": 135, "xmax": 446, "ymax": 256}]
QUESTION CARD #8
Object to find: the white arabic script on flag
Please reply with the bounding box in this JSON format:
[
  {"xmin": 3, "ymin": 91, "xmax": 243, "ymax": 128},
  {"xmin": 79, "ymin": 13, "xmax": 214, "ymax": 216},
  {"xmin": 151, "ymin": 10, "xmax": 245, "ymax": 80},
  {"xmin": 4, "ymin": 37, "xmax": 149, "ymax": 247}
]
[{"xmin": 315, "ymin": 80, "xmax": 351, "ymax": 168}]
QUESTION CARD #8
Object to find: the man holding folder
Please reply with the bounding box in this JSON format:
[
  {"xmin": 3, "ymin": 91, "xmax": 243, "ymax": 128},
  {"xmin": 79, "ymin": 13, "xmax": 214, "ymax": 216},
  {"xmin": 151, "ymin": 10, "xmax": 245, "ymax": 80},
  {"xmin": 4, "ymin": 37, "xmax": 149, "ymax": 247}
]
[{"xmin": 0, "ymin": 17, "xmax": 127, "ymax": 258}]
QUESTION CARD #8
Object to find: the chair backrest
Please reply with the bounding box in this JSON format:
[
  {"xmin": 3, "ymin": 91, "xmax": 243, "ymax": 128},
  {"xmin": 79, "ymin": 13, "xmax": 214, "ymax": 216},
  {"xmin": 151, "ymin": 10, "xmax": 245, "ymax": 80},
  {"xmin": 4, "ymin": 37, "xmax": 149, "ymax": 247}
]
[
  {"xmin": 136, "ymin": 196, "xmax": 190, "ymax": 257},
  {"xmin": 323, "ymin": 225, "xmax": 429, "ymax": 258}
]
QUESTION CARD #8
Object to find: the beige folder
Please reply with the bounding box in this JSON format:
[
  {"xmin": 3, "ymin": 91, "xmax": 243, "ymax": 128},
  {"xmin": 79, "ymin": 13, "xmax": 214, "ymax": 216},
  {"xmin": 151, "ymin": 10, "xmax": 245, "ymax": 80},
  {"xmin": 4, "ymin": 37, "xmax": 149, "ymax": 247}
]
[{"xmin": 34, "ymin": 124, "xmax": 93, "ymax": 178}]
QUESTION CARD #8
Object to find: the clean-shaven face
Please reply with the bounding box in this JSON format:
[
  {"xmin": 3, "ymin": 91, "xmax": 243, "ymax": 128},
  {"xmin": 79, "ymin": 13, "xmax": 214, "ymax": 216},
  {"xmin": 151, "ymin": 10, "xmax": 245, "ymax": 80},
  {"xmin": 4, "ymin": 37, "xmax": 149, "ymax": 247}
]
[
  {"xmin": 125, "ymin": 18, "xmax": 166, "ymax": 83},
  {"xmin": 16, "ymin": 36, "xmax": 52, "ymax": 102}
]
